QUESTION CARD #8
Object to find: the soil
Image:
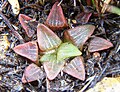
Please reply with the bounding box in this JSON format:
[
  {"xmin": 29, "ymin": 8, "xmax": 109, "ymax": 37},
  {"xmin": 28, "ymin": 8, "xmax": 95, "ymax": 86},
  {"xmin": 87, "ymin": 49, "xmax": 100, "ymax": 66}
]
[{"xmin": 0, "ymin": 0, "xmax": 120, "ymax": 92}]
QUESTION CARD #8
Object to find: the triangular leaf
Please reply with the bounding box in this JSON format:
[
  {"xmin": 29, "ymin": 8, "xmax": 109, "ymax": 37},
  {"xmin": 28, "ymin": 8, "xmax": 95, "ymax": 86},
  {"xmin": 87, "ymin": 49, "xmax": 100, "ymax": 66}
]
[
  {"xmin": 13, "ymin": 41, "xmax": 38, "ymax": 62},
  {"xmin": 22, "ymin": 63, "xmax": 45, "ymax": 83},
  {"xmin": 57, "ymin": 42, "xmax": 82, "ymax": 61},
  {"xmin": 76, "ymin": 12, "xmax": 92, "ymax": 24},
  {"xmin": 45, "ymin": 2, "xmax": 68, "ymax": 30},
  {"xmin": 40, "ymin": 53, "xmax": 65, "ymax": 80},
  {"xmin": 64, "ymin": 25, "xmax": 95, "ymax": 50},
  {"xmin": 37, "ymin": 23, "xmax": 62, "ymax": 52},
  {"xmin": 19, "ymin": 14, "xmax": 38, "ymax": 37},
  {"xmin": 88, "ymin": 37, "xmax": 113, "ymax": 52},
  {"xmin": 63, "ymin": 56, "xmax": 85, "ymax": 80},
  {"xmin": 43, "ymin": 60, "xmax": 65, "ymax": 80}
]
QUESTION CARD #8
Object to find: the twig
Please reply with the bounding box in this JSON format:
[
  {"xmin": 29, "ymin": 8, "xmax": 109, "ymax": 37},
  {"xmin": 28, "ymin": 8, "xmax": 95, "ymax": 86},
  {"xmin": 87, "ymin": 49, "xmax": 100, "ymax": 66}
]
[
  {"xmin": 101, "ymin": 0, "xmax": 112, "ymax": 13},
  {"xmin": 79, "ymin": 75, "xmax": 96, "ymax": 92},
  {"xmin": 20, "ymin": 3, "xmax": 43, "ymax": 11},
  {"xmin": 0, "ymin": 11, "xmax": 24, "ymax": 43},
  {"xmin": 73, "ymin": 0, "xmax": 76, "ymax": 7},
  {"xmin": 46, "ymin": 78, "xmax": 50, "ymax": 92},
  {"xmin": 1, "ymin": 0, "xmax": 8, "ymax": 10},
  {"xmin": 57, "ymin": 0, "xmax": 63, "ymax": 6}
]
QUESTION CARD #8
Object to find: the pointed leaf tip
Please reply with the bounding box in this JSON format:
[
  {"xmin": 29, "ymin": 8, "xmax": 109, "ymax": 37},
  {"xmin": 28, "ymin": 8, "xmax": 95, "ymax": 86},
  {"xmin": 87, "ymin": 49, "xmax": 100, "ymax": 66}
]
[
  {"xmin": 88, "ymin": 37, "xmax": 113, "ymax": 52},
  {"xmin": 19, "ymin": 14, "xmax": 37, "ymax": 37},
  {"xmin": 45, "ymin": 2, "xmax": 68, "ymax": 30},
  {"xmin": 63, "ymin": 56, "xmax": 85, "ymax": 80},
  {"xmin": 37, "ymin": 23, "xmax": 62, "ymax": 52},
  {"xmin": 64, "ymin": 25, "xmax": 95, "ymax": 50},
  {"xmin": 22, "ymin": 63, "xmax": 45, "ymax": 83},
  {"xmin": 13, "ymin": 41, "xmax": 38, "ymax": 62}
]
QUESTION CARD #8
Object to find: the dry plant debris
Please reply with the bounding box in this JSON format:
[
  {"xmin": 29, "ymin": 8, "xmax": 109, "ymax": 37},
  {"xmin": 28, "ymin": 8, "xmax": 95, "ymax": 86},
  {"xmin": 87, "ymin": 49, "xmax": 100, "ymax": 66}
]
[
  {"xmin": 86, "ymin": 77, "xmax": 120, "ymax": 92},
  {"xmin": 0, "ymin": 0, "xmax": 120, "ymax": 91},
  {"xmin": 8, "ymin": 0, "xmax": 20, "ymax": 15},
  {"xmin": 0, "ymin": 34, "xmax": 10, "ymax": 59}
]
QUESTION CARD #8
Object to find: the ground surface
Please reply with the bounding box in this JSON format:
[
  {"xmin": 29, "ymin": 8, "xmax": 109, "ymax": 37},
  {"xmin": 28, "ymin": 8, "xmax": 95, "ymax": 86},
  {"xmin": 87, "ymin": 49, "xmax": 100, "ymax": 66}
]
[{"xmin": 0, "ymin": 0, "xmax": 120, "ymax": 92}]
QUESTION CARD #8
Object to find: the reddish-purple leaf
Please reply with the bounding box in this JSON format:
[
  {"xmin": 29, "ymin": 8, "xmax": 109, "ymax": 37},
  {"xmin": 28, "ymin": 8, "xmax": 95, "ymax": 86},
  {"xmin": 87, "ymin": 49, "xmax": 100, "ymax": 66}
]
[
  {"xmin": 22, "ymin": 63, "xmax": 45, "ymax": 83},
  {"xmin": 64, "ymin": 25, "xmax": 95, "ymax": 50},
  {"xmin": 88, "ymin": 37, "xmax": 113, "ymax": 52},
  {"xmin": 76, "ymin": 12, "xmax": 92, "ymax": 24},
  {"xmin": 43, "ymin": 59, "xmax": 65, "ymax": 80},
  {"xmin": 37, "ymin": 23, "xmax": 62, "ymax": 52},
  {"xmin": 63, "ymin": 56, "xmax": 85, "ymax": 81},
  {"xmin": 86, "ymin": 0, "xmax": 92, "ymax": 6},
  {"xmin": 13, "ymin": 41, "xmax": 38, "ymax": 62},
  {"xmin": 19, "ymin": 14, "xmax": 38, "ymax": 37},
  {"xmin": 45, "ymin": 2, "xmax": 68, "ymax": 31}
]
